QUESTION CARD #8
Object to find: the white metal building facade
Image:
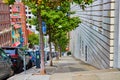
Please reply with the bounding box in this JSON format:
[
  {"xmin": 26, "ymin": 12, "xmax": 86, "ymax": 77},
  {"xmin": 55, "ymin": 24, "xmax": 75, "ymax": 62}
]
[{"xmin": 69, "ymin": 0, "xmax": 120, "ymax": 69}]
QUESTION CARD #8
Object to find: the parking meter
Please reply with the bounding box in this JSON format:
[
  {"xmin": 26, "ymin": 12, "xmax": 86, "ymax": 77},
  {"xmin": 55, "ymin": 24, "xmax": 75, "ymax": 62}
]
[
  {"xmin": 23, "ymin": 50, "xmax": 27, "ymax": 74},
  {"xmin": 36, "ymin": 50, "xmax": 40, "ymax": 68},
  {"xmin": 23, "ymin": 53, "xmax": 26, "ymax": 74}
]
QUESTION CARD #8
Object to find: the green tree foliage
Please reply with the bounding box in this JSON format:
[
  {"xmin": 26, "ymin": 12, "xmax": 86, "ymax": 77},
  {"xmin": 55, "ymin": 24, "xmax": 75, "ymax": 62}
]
[
  {"xmin": 41, "ymin": 2, "xmax": 81, "ymax": 52},
  {"xmin": 28, "ymin": 33, "xmax": 39, "ymax": 45},
  {"xmin": 26, "ymin": 0, "xmax": 91, "ymax": 57},
  {"xmin": 73, "ymin": 0, "xmax": 93, "ymax": 10},
  {"xmin": 3, "ymin": 0, "xmax": 15, "ymax": 4},
  {"xmin": 74, "ymin": 0, "xmax": 93, "ymax": 4}
]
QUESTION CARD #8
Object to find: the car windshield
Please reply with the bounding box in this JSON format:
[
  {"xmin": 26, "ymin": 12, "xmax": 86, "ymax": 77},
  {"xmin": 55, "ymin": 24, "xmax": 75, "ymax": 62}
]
[{"xmin": 4, "ymin": 49, "xmax": 16, "ymax": 55}]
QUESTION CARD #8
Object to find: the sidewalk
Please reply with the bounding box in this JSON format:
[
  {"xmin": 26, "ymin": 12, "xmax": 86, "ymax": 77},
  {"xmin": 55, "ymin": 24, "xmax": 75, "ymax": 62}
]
[
  {"xmin": 50, "ymin": 56, "xmax": 120, "ymax": 80},
  {"xmin": 7, "ymin": 56, "xmax": 120, "ymax": 80},
  {"xmin": 7, "ymin": 67, "xmax": 50, "ymax": 80}
]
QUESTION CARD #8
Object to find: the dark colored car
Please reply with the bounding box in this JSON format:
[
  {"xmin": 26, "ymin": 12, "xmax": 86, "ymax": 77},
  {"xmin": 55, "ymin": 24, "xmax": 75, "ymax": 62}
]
[
  {"xmin": 1, "ymin": 47, "xmax": 33, "ymax": 73},
  {"xmin": 18, "ymin": 48, "xmax": 33, "ymax": 70},
  {"xmin": 46, "ymin": 51, "xmax": 56, "ymax": 61},
  {"xmin": 0, "ymin": 48, "xmax": 14, "ymax": 80},
  {"xmin": 25, "ymin": 49, "xmax": 36, "ymax": 66}
]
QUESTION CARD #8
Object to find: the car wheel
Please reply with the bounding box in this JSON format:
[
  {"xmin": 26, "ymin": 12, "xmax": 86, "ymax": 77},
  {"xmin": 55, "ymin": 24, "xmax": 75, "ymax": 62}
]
[{"xmin": 17, "ymin": 61, "xmax": 23, "ymax": 73}]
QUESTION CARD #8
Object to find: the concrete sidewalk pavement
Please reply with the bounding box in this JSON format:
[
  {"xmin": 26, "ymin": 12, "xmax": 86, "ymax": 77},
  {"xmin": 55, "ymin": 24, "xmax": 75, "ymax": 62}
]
[
  {"xmin": 7, "ymin": 56, "xmax": 120, "ymax": 80},
  {"xmin": 7, "ymin": 66, "xmax": 50, "ymax": 80},
  {"xmin": 50, "ymin": 56, "xmax": 120, "ymax": 80},
  {"xmin": 7, "ymin": 56, "xmax": 98, "ymax": 80}
]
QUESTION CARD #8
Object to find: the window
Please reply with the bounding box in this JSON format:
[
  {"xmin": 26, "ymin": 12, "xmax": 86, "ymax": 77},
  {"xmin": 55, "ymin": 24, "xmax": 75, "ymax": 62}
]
[
  {"xmin": 0, "ymin": 49, "xmax": 12, "ymax": 64},
  {"xmin": 25, "ymin": 6, "xmax": 28, "ymax": 9},
  {"xmin": 12, "ymin": 38, "xmax": 14, "ymax": 43},
  {"xmin": 0, "ymin": 49, "xmax": 7, "ymax": 60},
  {"xmin": 85, "ymin": 46, "xmax": 87, "ymax": 61},
  {"xmin": 29, "ymin": 25, "xmax": 31, "ymax": 28},
  {"xmin": 0, "ymin": 55, "xmax": 2, "ymax": 60},
  {"xmin": 16, "ymin": 6, "xmax": 20, "ymax": 11},
  {"xmin": 9, "ymin": 7, "xmax": 11, "ymax": 9},
  {"xmin": 28, "ymin": 12, "xmax": 31, "ymax": 14},
  {"xmin": 82, "ymin": 41, "xmax": 84, "ymax": 54},
  {"xmin": 4, "ymin": 49, "xmax": 16, "ymax": 55},
  {"xmin": 29, "ymin": 16, "xmax": 31, "ymax": 19}
]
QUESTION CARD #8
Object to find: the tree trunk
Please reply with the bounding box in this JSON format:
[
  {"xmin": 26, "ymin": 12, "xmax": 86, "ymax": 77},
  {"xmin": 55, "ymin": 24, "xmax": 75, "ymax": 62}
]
[
  {"xmin": 59, "ymin": 46, "xmax": 62, "ymax": 57},
  {"xmin": 55, "ymin": 44, "xmax": 59, "ymax": 60},
  {"xmin": 49, "ymin": 42, "xmax": 53, "ymax": 66},
  {"xmin": 37, "ymin": 8, "xmax": 46, "ymax": 75}
]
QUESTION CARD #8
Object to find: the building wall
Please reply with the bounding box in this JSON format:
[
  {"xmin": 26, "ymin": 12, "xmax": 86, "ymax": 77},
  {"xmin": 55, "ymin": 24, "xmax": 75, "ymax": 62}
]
[
  {"xmin": 10, "ymin": 1, "xmax": 28, "ymax": 47},
  {"xmin": 25, "ymin": 6, "xmax": 35, "ymax": 28},
  {"xmin": 70, "ymin": 0, "xmax": 115, "ymax": 69},
  {"xmin": 114, "ymin": 0, "xmax": 120, "ymax": 68},
  {"xmin": 25, "ymin": 6, "xmax": 39, "ymax": 34},
  {"xmin": 19, "ymin": 3, "xmax": 28, "ymax": 46},
  {"xmin": 0, "ymin": 1, "xmax": 12, "ymax": 47}
]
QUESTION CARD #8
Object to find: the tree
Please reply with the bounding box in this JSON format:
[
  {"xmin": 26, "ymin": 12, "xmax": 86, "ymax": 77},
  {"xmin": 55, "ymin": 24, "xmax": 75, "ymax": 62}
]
[
  {"xmin": 24, "ymin": 0, "xmax": 92, "ymax": 66},
  {"xmin": 28, "ymin": 33, "xmax": 39, "ymax": 46},
  {"xmin": 51, "ymin": 16, "xmax": 81, "ymax": 57},
  {"xmin": 2, "ymin": 0, "xmax": 15, "ymax": 4}
]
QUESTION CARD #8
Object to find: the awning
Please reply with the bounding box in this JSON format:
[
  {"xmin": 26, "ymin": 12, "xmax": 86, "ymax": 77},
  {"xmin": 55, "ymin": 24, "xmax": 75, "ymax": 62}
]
[
  {"xmin": 11, "ymin": 16, "xmax": 19, "ymax": 18},
  {"xmin": 12, "ymin": 41, "xmax": 20, "ymax": 47},
  {"xmin": 11, "ymin": 22, "xmax": 15, "ymax": 25},
  {"xmin": 14, "ymin": 24, "xmax": 21, "ymax": 29}
]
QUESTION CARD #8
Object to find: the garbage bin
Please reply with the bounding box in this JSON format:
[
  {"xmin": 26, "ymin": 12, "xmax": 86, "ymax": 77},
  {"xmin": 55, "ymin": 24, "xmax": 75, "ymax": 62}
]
[{"xmin": 35, "ymin": 50, "xmax": 40, "ymax": 68}]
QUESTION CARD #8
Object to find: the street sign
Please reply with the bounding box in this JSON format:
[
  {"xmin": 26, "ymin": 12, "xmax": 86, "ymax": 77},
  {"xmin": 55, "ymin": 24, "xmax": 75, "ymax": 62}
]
[{"xmin": 42, "ymin": 21, "xmax": 46, "ymax": 34}]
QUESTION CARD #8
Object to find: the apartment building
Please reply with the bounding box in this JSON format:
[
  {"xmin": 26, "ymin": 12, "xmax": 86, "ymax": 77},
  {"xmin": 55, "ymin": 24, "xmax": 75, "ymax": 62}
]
[
  {"xmin": 10, "ymin": 1, "xmax": 28, "ymax": 47},
  {"xmin": 69, "ymin": 0, "xmax": 119, "ymax": 69},
  {"xmin": 25, "ymin": 6, "xmax": 39, "ymax": 34},
  {"xmin": 0, "ymin": 1, "xmax": 12, "ymax": 47}
]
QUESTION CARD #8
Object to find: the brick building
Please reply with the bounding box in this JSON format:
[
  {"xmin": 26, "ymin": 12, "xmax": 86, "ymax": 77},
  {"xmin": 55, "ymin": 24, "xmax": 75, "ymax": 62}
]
[
  {"xmin": 10, "ymin": 1, "xmax": 28, "ymax": 47},
  {"xmin": 0, "ymin": 0, "xmax": 12, "ymax": 47}
]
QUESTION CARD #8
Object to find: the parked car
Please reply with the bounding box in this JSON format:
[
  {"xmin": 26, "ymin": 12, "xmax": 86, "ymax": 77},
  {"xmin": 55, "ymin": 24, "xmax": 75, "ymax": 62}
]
[
  {"xmin": 46, "ymin": 51, "xmax": 56, "ymax": 60},
  {"xmin": 18, "ymin": 48, "xmax": 34, "ymax": 70},
  {"xmin": 0, "ymin": 48, "xmax": 14, "ymax": 80},
  {"xmin": 25, "ymin": 49, "xmax": 36, "ymax": 66},
  {"xmin": 1, "ymin": 47, "xmax": 33, "ymax": 73}
]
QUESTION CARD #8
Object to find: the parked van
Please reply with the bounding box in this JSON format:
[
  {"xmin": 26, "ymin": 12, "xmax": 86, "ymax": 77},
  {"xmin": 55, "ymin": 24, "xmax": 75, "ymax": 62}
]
[{"xmin": 0, "ymin": 48, "xmax": 14, "ymax": 80}]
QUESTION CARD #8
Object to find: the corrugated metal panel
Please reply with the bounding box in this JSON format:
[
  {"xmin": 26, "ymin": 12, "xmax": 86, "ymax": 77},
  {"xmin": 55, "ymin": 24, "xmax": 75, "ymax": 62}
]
[{"xmin": 70, "ymin": 0, "xmax": 115, "ymax": 69}]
